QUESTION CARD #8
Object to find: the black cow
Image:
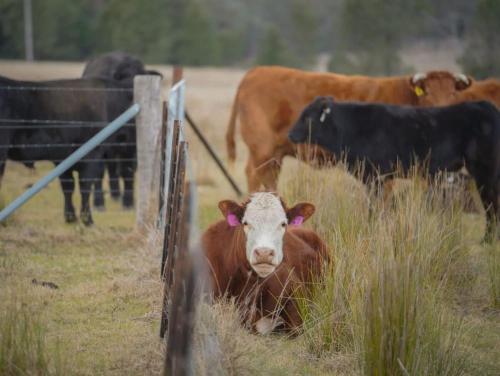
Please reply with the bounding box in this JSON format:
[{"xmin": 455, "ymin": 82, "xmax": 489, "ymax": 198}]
[
  {"xmin": 288, "ymin": 96, "xmax": 500, "ymax": 240},
  {"xmin": 82, "ymin": 51, "xmax": 162, "ymax": 209},
  {"xmin": 0, "ymin": 74, "xmax": 132, "ymax": 225}
]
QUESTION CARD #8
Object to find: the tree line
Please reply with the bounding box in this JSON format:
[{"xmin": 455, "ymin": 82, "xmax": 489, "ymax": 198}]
[{"xmin": 0, "ymin": 0, "xmax": 498, "ymax": 78}]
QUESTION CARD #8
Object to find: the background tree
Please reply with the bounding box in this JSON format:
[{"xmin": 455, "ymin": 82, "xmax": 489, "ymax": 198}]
[
  {"xmin": 0, "ymin": 0, "xmax": 494, "ymax": 73},
  {"xmin": 255, "ymin": 26, "xmax": 293, "ymax": 66},
  {"xmin": 328, "ymin": 0, "xmax": 429, "ymax": 75},
  {"xmin": 96, "ymin": 0, "xmax": 170, "ymax": 63},
  {"xmin": 172, "ymin": 0, "xmax": 220, "ymax": 66},
  {"xmin": 459, "ymin": 0, "xmax": 500, "ymax": 78},
  {"xmin": 289, "ymin": 0, "xmax": 318, "ymax": 67},
  {"xmin": 0, "ymin": 0, "xmax": 24, "ymax": 59}
]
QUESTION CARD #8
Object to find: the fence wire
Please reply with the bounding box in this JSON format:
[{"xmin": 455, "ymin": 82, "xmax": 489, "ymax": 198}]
[{"xmin": 1, "ymin": 83, "xmax": 139, "ymax": 218}]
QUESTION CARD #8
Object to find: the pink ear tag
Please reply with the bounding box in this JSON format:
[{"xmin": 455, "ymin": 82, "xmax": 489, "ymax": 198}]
[
  {"xmin": 227, "ymin": 213, "xmax": 240, "ymax": 227},
  {"xmin": 290, "ymin": 216, "xmax": 304, "ymax": 226}
]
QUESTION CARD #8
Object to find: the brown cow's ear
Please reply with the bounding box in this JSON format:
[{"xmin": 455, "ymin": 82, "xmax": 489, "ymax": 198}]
[
  {"xmin": 218, "ymin": 200, "xmax": 244, "ymax": 226},
  {"xmin": 287, "ymin": 202, "xmax": 315, "ymax": 226},
  {"xmin": 455, "ymin": 74, "xmax": 473, "ymax": 91}
]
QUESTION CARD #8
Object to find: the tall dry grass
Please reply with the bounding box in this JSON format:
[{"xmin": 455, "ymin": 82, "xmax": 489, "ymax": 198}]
[
  {"xmin": 0, "ymin": 289, "xmax": 65, "ymax": 376},
  {"xmin": 282, "ymin": 162, "xmax": 474, "ymax": 375}
]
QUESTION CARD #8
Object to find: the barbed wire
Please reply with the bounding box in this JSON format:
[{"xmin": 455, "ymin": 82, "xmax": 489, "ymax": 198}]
[
  {"xmin": 57, "ymin": 189, "xmax": 135, "ymax": 194},
  {"xmin": 6, "ymin": 158, "xmax": 136, "ymax": 163},
  {"xmin": 0, "ymin": 86, "xmax": 133, "ymax": 92},
  {"xmin": 0, "ymin": 118, "xmax": 135, "ymax": 129},
  {"xmin": 0, "ymin": 142, "xmax": 136, "ymax": 149},
  {"xmin": 7, "ymin": 208, "xmax": 136, "ymax": 215},
  {"xmin": 58, "ymin": 177, "xmax": 134, "ymax": 182}
]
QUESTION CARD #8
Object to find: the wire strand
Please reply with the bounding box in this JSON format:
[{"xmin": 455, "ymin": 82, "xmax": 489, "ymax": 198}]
[
  {"xmin": 0, "ymin": 86, "xmax": 132, "ymax": 92},
  {"xmin": 0, "ymin": 142, "xmax": 136, "ymax": 149}
]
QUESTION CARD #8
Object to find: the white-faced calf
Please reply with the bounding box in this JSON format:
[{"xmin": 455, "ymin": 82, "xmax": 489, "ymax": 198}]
[{"xmin": 202, "ymin": 192, "xmax": 329, "ymax": 334}]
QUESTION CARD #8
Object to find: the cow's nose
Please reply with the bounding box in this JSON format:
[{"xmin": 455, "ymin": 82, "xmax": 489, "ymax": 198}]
[{"xmin": 254, "ymin": 247, "xmax": 275, "ymax": 263}]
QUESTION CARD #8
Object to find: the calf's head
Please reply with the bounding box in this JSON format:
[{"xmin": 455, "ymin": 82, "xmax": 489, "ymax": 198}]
[
  {"xmin": 219, "ymin": 192, "xmax": 315, "ymax": 278},
  {"xmin": 288, "ymin": 96, "xmax": 334, "ymax": 147},
  {"xmin": 410, "ymin": 71, "xmax": 472, "ymax": 106}
]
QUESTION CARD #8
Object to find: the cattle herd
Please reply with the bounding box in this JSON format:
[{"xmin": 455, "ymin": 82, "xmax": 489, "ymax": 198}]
[
  {"xmin": 0, "ymin": 52, "xmax": 160, "ymax": 225},
  {"xmin": 1, "ymin": 54, "xmax": 500, "ymax": 335},
  {"xmin": 204, "ymin": 65, "xmax": 500, "ymax": 334}
]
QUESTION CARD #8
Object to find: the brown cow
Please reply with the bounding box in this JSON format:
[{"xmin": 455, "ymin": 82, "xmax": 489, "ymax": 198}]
[
  {"xmin": 226, "ymin": 66, "xmax": 472, "ymax": 191},
  {"xmin": 457, "ymin": 78, "xmax": 500, "ymax": 107},
  {"xmin": 202, "ymin": 192, "xmax": 329, "ymax": 334}
]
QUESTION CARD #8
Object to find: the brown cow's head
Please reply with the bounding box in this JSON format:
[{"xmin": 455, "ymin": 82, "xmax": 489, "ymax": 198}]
[
  {"xmin": 219, "ymin": 192, "xmax": 315, "ymax": 278},
  {"xmin": 410, "ymin": 71, "xmax": 473, "ymax": 106}
]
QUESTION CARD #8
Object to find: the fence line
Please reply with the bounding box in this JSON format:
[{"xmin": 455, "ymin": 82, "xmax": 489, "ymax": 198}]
[
  {"xmin": 0, "ymin": 86, "xmax": 132, "ymax": 92},
  {"xmin": 0, "ymin": 104, "xmax": 140, "ymax": 222},
  {"xmin": 7, "ymin": 158, "xmax": 136, "ymax": 163},
  {"xmin": 156, "ymin": 67, "xmax": 207, "ymax": 376},
  {"xmin": 0, "ymin": 142, "xmax": 135, "ymax": 149}
]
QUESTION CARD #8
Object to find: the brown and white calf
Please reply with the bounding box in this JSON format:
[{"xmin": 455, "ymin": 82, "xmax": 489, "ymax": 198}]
[{"xmin": 202, "ymin": 192, "xmax": 329, "ymax": 334}]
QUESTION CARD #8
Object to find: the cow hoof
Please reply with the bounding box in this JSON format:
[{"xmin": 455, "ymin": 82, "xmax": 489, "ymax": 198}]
[
  {"xmin": 94, "ymin": 204, "xmax": 106, "ymax": 212},
  {"xmin": 65, "ymin": 212, "xmax": 78, "ymax": 223},
  {"xmin": 110, "ymin": 191, "xmax": 121, "ymax": 201},
  {"xmin": 122, "ymin": 197, "xmax": 134, "ymax": 210},
  {"xmin": 80, "ymin": 213, "xmax": 94, "ymax": 227},
  {"xmin": 94, "ymin": 197, "xmax": 105, "ymax": 209}
]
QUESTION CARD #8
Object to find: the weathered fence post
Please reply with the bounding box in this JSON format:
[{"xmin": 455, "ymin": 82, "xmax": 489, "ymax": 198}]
[{"xmin": 134, "ymin": 75, "xmax": 162, "ymax": 229}]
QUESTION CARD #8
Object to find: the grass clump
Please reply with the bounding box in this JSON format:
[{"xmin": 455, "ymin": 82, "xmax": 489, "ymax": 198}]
[
  {"xmin": 0, "ymin": 292, "xmax": 65, "ymax": 376},
  {"xmin": 282, "ymin": 163, "xmax": 473, "ymax": 375}
]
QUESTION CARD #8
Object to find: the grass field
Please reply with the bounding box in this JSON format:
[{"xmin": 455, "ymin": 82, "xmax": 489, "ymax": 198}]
[{"xmin": 1, "ymin": 61, "xmax": 500, "ymax": 375}]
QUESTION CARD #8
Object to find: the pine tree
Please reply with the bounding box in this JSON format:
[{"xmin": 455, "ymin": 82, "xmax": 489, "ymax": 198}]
[
  {"xmin": 459, "ymin": 0, "xmax": 500, "ymax": 78},
  {"xmin": 256, "ymin": 26, "xmax": 292, "ymax": 66}
]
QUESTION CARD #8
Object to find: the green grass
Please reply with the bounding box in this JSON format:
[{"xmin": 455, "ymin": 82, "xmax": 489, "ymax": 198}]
[
  {"xmin": 2, "ymin": 158, "xmax": 500, "ymax": 375},
  {"xmin": 0, "ymin": 162, "xmax": 164, "ymax": 375}
]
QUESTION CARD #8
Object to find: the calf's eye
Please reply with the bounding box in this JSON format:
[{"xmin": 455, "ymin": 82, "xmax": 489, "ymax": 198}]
[{"xmin": 281, "ymin": 222, "xmax": 286, "ymax": 228}]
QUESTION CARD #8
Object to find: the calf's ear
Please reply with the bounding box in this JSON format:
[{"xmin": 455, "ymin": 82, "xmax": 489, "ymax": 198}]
[
  {"xmin": 287, "ymin": 202, "xmax": 315, "ymax": 226},
  {"xmin": 218, "ymin": 200, "xmax": 244, "ymax": 226}
]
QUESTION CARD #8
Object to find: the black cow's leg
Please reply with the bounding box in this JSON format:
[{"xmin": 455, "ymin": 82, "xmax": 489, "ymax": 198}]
[
  {"xmin": 79, "ymin": 161, "xmax": 100, "ymax": 226},
  {"xmin": 0, "ymin": 131, "xmax": 12, "ymax": 189},
  {"xmin": 59, "ymin": 170, "xmax": 77, "ymax": 223},
  {"xmin": 93, "ymin": 163, "xmax": 105, "ymax": 210},
  {"xmin": 79, "ymin": 176, "xmax": 93, "ymax": 226},
  {"xmin": 470, "ymin": 168, "xmax": 500, "ymax": 243},
  {"xmin": 476, "ymin": 178, "xmax": 499, "ymax": 242},
  {"xmin": 0, "ymin": 158, "xmax": 6, "ymax": 189},
  {"xmin": 107, "ymin": 161, "xmax": 121, "ymax": 201},
  {"xmin": 121, "ymin": 162, "xmax": 135, "ymax": 209}
]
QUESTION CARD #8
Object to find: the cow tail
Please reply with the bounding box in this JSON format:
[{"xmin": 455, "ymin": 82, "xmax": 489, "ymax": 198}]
[{"xmin": 226, "ymin": 89, "xmax": 239, "ymax": 164}]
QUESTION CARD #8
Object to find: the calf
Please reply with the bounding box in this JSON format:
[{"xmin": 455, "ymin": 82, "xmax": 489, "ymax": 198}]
[
  {"xmin": 288, "ymin": 96, "xmax": 500, "ymax": 240},
  {"xmin": 202, "ymin": 192, "xmax": 329, "ymax": 334}
]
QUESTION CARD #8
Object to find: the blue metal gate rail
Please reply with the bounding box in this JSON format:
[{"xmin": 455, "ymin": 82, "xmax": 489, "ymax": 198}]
[{"xmin": 0, "ymin": 104, "xmax": 140, "ymax": 222}]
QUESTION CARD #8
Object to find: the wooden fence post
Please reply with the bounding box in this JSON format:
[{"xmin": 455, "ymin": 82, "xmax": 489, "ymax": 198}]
[{"xmin": 134, "ymin": 75, "xmax": 162, "ymax": 229}]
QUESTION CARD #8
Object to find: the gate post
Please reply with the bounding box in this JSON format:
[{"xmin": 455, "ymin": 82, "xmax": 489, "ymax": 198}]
[{"xmin": 134, "ymin": 75, "xmax": 162, "ymax": 229}]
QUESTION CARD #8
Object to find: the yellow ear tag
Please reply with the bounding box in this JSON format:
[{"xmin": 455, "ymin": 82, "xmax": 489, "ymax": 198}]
[{"xmin": 414, "ymin": 87, "xmax": 424, "ymax": 96}]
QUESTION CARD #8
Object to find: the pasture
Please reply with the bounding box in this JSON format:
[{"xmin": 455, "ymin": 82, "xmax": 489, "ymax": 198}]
[{"xmin": 1, "ymin": 61, "xmax": 500, "ymax": 375}]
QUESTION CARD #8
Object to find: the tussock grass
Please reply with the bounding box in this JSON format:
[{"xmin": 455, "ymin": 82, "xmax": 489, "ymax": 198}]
[
  {"xmin": 0, "ymin": 289, "xmax": 65, "ymax": 376},
  {"xmin": 278, "ymin": 161, "xmax": 498, "ymax": 374}
]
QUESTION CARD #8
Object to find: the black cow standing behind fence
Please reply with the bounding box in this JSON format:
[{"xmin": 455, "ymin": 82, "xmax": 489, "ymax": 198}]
[
  {"xmin": 82, "ymin": 51, "xmax": 162, "ymax": 210},
  {"xmin": 0, "ymin": 74, "xmax": 133, "ymax": 225}
]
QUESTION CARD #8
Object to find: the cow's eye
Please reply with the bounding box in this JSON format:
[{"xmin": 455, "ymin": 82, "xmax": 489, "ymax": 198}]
[
  {"xmin": 243, "ymin": 221, "xmax": 248, "ymax": 226},
  {"xmin": 281, "ymin": 222, "xmax": 286, "ymax": 228}
]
